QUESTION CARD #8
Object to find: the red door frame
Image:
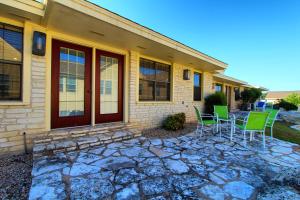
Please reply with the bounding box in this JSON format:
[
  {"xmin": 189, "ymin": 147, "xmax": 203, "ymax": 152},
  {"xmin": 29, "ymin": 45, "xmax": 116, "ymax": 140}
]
[
  {"xmin": 95, "ymin": 50, "xmax": 124, "ymax": 123},
  {"xmin": 51, "ymin": 39, "xmax": 92, "ymax": 129}
]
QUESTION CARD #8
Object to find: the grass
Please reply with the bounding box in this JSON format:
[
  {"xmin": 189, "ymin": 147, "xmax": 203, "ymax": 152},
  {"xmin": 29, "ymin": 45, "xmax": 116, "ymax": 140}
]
[{"xmin": 266, "ymin": 121, "xmax": 300, "ymax": 145}]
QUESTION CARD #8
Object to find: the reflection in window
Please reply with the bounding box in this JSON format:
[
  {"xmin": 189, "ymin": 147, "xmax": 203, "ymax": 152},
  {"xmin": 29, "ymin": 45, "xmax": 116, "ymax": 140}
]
[
  {"xmin": 67, "ymin": 76, "xmax": 76, "ymax": 92},
  {"xmin": 193, "ymin": 72, "xmax": 202, "ymax": 101},
  {"xmin": 100, "ymin": 56, "xmax": 118, "ymax": 114},
  {"xmin": 139, "ymin": 58, "xmax": 171, "ymax": 101},
  {"xmin": 0, "ymin": 23, "xmax": 23, "ymax": 100},
  {"xmin": 59, "ymin": 47, "xmax": 85, "ymax": 117},
  {"xmin": 215, "ymin": 83, "xmax": 223, "ymax": 92}
]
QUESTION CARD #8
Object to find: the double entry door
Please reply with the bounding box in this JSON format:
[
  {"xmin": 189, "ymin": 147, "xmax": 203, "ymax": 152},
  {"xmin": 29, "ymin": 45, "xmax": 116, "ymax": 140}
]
[{"xmin": 51, "ymin": 40, "xmax": 123, "ymax": 129}]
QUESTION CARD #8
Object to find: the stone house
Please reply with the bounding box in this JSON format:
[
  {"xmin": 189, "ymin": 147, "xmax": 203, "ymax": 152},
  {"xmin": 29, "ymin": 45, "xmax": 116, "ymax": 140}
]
[{"xmin": 0, "ymin": 0, "xmax": 250, "ymax": 155}]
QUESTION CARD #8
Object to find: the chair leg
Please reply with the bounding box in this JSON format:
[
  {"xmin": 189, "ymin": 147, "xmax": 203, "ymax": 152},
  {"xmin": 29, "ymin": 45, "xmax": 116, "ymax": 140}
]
[
  {"xmin": 270, "ymin": 127, "xmax": 273, "ymax": 140},
  {"xmin": 263, "ymin": 131, "xmax": 266, "ymax": 148},
  {"xmin": 243, "ymin": 130, "xmax": 247, "ymax": 146},
  {"xmin": 250, "ymin": 132, "xmax": 253, "ymax": 141},
  {"xmin": 201, "ymin": 124, "xmax": 205, "ymax": 137},
  {"xmin": 234, "ymin": 123, "xmax": 236, "ymax": 133},
  {"xmin": 230, "ymin": 124, "xmax": 233, "ymax": 142}
]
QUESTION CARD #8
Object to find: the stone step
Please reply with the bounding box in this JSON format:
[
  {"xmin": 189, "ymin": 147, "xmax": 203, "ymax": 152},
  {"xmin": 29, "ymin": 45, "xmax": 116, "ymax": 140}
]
[
  {"xmin": 34, "ymin": 122, "xmax": 139, "ymax": 144},
  {"xmin": 33, "ymin": 123, "xmax": 141, "ymax": 158}
]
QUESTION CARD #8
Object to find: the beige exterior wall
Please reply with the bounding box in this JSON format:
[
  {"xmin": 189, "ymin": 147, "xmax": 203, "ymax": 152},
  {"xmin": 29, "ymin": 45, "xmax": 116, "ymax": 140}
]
[
  {"xmin": 128, "ymin": 51, "xmax": 214, "ymax": 128},
  {"xmin": 0, "ymin": 55, "xmax": 47, "ymax": 154},
  {"xmin": 0, "ymin": 16, "xmax": 217, "ymax": 155}
]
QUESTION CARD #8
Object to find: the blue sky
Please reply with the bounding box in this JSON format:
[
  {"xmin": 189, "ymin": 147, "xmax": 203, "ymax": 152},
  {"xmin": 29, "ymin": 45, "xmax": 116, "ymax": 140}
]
[{"xmin": 90, "ymin": 0, "xmax": 300, "ymax": 91}]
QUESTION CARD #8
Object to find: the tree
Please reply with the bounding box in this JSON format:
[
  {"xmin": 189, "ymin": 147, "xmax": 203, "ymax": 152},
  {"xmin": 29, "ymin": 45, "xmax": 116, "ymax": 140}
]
[
  {"xmin": 285, "ymin": 93, "xmax": 300, "ymax": 106},
  {"xmin": 240, "ymin": 88, "xmax": 262, "ymax": 110},
  {"xmin": 241, "ymin": 88, "xmax": 262, "ymax": 104}
]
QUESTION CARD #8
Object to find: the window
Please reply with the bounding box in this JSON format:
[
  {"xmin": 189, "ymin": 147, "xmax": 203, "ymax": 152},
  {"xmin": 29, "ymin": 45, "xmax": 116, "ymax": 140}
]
[
  {"xmin": 193, "ymin": 72, "xmax": 202, "ymax": 101},
  {"xmin": 234, "ymin": 87, "xmax": 241, "ymax": 101},
  {"xmin": 66, "ymin": 76, "xmax": 76, "ymax": 92},
  {"xmin": 139, "ymin": 58, "xmax": 171, "ymax": 101},
  {"xmin": 0, "ymin": 23, "xmax": 23, "ymax": 100},
  {"xmin": 215, "ymin": 83, "xmax": 223, "ymax": 92}
]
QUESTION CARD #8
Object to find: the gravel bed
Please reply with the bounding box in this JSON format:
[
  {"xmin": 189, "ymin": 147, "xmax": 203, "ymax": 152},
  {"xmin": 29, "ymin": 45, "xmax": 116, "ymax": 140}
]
[
  {"xmin": 0, "ymin": 153, "xmax": 33, "ymax": 200},
  {"xmin": 142, "ymin": 123, "xmax": 197, "ymax": 138}
]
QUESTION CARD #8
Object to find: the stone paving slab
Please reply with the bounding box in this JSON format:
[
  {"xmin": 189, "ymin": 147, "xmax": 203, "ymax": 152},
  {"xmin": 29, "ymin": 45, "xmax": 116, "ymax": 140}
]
[{"xmin": 29, "ymin": 127, "xmax": 300, "ymax": 200}]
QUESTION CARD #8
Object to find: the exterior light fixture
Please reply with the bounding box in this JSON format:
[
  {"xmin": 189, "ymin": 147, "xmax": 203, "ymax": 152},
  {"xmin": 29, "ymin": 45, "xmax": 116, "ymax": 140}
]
[
  {"xmin": 183, "ymin": 69, "xmax": 190, "ymax": 80},
  {"xmin": 32, "ymin": 31, "xmax": 46, "ymax": 56}
]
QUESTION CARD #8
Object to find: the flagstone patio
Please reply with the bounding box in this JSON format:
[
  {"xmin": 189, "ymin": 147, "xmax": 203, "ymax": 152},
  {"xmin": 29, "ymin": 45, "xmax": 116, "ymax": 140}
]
[{"xmin": 29, "ymin": 129, "xmax": 300, "ymax": 200}]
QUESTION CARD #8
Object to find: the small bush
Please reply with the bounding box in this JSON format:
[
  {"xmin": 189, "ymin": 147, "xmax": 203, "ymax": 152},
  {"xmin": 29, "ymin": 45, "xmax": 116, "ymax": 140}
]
[
  {"xmin": 241, "ymin": 88, "xmax": 262, "ymax": 103},
  {"xmin": 204, "ymin": 92, "xmax": 227, "ymax": 114},
  {"xmin": 285, "ymin": 93, "xmax": 300, "ymax": 106},
  {"xmin": 240, "ymin": 88, "xmax": 262, "ymax": 111},
  {"xmin": 162, "ymin": 113, "xmax": 186, "ymax": 131},
  {"xmin": 273, "ymin": 99, "xmax": 298, "ymax": 111}
]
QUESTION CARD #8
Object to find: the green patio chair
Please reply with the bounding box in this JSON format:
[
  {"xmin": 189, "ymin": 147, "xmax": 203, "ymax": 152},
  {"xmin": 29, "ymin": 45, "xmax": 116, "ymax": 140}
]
[
  {"xmin": 214, "ymin": 105, "xmax": 235, "ymax": 134},
  {"xmin": 265, "ymin": 109, "xmax": 280, "ymax": 140},
  {"xmin": 194, "ymin": 106, "xmax": 218, "ymax": 137},
  {"xmin": 235, "ymin": 111, "xmax": 269, "ymax": 148}
]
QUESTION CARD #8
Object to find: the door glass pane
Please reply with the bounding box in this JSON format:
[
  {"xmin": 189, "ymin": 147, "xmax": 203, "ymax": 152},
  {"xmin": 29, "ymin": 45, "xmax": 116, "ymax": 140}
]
[
  {"xmin": 100, "ymin": 56, "xmax": 118, "ymax": 114},
  {"xmin": 59, "ymin": 47, "xmax": 85, "ymax": 117}
]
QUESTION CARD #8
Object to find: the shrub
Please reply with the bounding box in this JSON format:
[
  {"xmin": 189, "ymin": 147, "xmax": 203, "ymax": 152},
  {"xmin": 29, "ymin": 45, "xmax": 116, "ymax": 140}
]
[
  {"xmin": 241, "ymin": 88, "xmax": 262, "ymax": 104},
  {"xmin": 162, "ymin": 113, "xmax": 186, "ymax": 131},
  {"xmin": 285, "ymin": 93, "xmax": 300, "ymax": 106},
  {"xmin": 240, "ymin": 88, "xmax": 262, "ymax": 110},
  {"xmin": 204, "ymin": 92, "xmax": 227, "ymax": 114},
  {"xmin": 273, "ymin": 99, "xmax": 298, "ymax": 111}
]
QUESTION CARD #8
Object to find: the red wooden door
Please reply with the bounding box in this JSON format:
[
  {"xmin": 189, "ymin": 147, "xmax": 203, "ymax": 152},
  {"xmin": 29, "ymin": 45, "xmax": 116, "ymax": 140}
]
[
  {"xmin": 51, "ymin": 39, "xmax": 92, "ymax": 129},
  {"xmin": 95, "ymin": 50, "xmax": 123, "ymax": 123}
]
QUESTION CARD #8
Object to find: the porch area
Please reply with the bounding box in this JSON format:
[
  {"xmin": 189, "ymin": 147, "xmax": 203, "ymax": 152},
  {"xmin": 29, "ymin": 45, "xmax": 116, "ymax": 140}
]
[{"xmin": 29, "ymin": 127, "xmax": 300, "ymax": 199}]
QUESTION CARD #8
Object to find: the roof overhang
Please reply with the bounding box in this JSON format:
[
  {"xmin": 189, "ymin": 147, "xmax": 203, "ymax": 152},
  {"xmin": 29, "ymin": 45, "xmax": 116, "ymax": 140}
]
[
  {"xmin": 213, "ymin": 73, "xmax": 248, "ymax": 86},
  {"xmin": 0, "ymin": 0, "xmax": 227, "ymax": 72},
  {"xmin": 0, "ymin": 0, "xmax": 45, "ymax": 23},
  {"xmin": 242, "ymin": 84, "xmax": 269, "ymax": 91}
]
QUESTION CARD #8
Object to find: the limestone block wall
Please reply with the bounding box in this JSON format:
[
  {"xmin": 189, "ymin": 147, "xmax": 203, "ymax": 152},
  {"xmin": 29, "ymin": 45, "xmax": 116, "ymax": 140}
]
[
  {"xmin": 0, "ymin": 56, "xmax": 47, "ymax": 155},
  {"xmin": 128, "ymin": 51, "xmax": 215, "ymax": 128}
]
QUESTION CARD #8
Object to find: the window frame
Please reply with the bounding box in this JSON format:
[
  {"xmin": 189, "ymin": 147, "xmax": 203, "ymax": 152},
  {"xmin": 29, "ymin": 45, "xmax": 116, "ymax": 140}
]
[
  {"xmin": 215, "ymin": 83, "xmax": 223, "ymax": 92},
  {"xmin": 193, "ymin": 71, "xmax": 202, "ymax": 101},
  {"xmin": 0, "ymin": 22, "xmax": 24, "ymax": 101},
  {"xmin": 138, "ymin": 57, "xmax": 171, "ymax": 102}
]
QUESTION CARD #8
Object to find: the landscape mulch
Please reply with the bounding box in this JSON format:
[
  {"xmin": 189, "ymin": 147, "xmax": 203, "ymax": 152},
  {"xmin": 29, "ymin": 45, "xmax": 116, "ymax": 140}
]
[
  {"xmin": 0, "ymin": 153, "xmax": 32, "ymax": 200},
  {"xmin": 142, "ymin": 123, "xmax": 197, "ymax": 138}
]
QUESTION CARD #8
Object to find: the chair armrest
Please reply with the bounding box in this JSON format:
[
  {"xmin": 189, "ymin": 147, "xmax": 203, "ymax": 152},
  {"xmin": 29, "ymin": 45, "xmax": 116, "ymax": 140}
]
[
  {"xmin": 202, "ymin": 114, "xmax": 218, "ymax": 121},
  {"xmin": 229, "ymin": 113, "xmax": 236, "ymax": 120},
  {"xmin": 201, "ymin": 113, "xmax": 214, "ymax": 117},
  {"xmin": 235, "ymin": 116, "xmax": 248, "ymax": 123},
  {"xmin": 201, "ymin": 115, "xmax": 214, "ymax": 118}
]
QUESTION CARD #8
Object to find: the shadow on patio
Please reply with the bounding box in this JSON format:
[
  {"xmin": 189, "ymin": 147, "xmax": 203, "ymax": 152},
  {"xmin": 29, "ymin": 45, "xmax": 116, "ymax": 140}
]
[{"xmin": 29, "ymin": 127, "xmax": 300, "ymax": 199}]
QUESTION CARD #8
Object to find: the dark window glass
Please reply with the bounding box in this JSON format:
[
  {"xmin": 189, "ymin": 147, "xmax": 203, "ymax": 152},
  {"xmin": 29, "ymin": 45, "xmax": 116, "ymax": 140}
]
[
  {"xmin": 0, "ymin": 23, "xmax": 23, "ymax": 100},
  {"xmin": 156, "ymin": 82, "xmax": 170, "ymax": 101},
  {"xmin": 215, "ymin": 83, "xmax": 223, "ymax": 92},
  {"xmin": 193, "ymin": 72, "xmax": 202, "ymax": 101},
  {"xmin": 66, "ymin": 76, "xmax": 76, "ymax": 92},
  {"xmin": 139, "ymin": 58, "xmax": 171, "ymax": 101},
  {"xmin": 139, "ymin": 80, "xmax": 155, "ymax": 101},
  {"xmin": 234, "ymin": 87, "xmax": 241, "ymax": 101}
]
